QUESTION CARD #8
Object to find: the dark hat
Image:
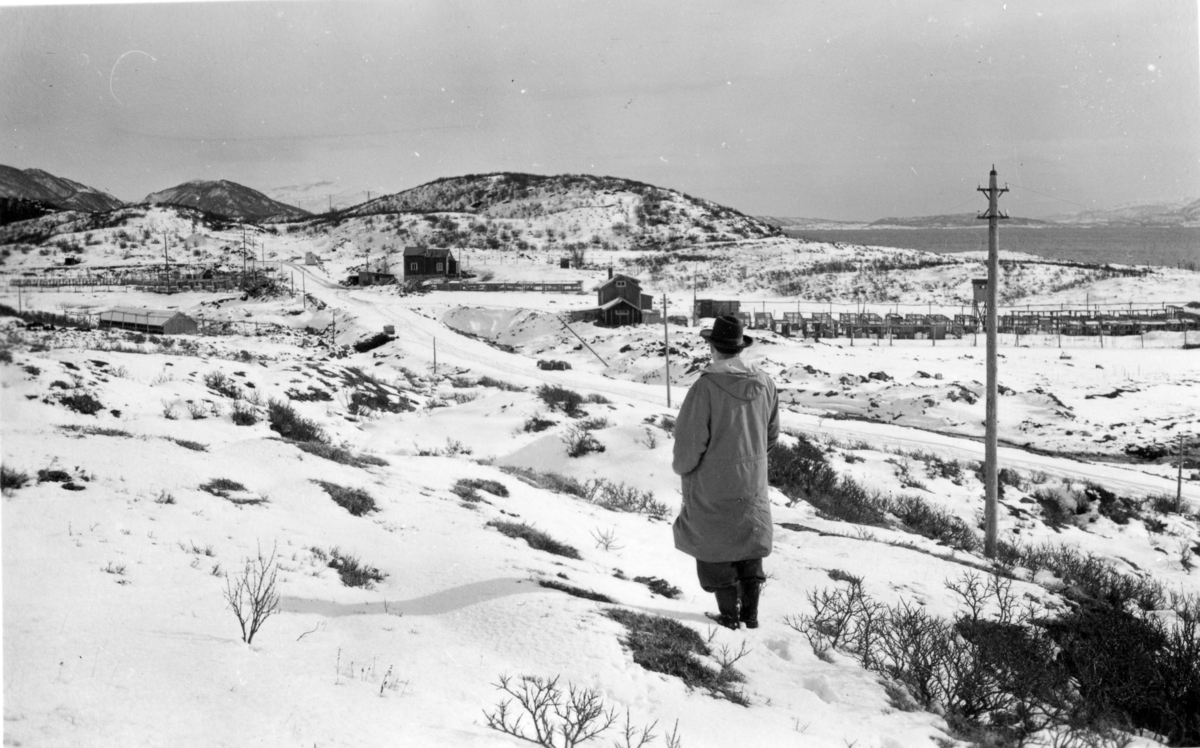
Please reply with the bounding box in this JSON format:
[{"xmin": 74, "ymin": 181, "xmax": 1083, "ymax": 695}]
[{"xmin": 700, "ymin": 314, "xmax": 753, "ymax": 352}]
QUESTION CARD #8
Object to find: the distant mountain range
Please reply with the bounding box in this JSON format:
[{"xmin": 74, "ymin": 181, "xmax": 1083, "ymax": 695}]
[
  {"xmin": 0, "ymin": 165, "xmax": 124, "ymax": 213},
  {"xmin": 2, "ymin": 164, "xmax": 1197, "ymax": 229}
]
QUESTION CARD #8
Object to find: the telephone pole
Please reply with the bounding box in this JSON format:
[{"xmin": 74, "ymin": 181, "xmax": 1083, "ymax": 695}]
[
  {"xmin": 977, "ymin": 167, "xmax": 1009, "ymax": 559},
  {"xmin": 663, "ymin": 293, "xmax": 671, "ymax": 407}
]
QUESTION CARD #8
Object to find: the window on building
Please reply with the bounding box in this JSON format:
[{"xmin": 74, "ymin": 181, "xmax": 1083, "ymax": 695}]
[
  {"xmin": 410, "ymin": 262, "xmax": 418, "ymax": 272},
  {"xmin": 436, "ymin": 262, "xmax": 444, "ymax": 272},
  {"xmin": 616, "ymin": 280, "xmax": 626, "ymax": 288}
]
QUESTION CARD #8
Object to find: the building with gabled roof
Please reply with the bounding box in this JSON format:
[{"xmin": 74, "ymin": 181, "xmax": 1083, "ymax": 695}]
[
  {"xmin": 97, "ymin": 307, "xmax": 198, "ymax": 335},
  {"xmin": 402, "ymin": 247, "xmax": 458, "ymax": 278},
  {"xmin": 594, "ymin": 271, "xmax": 653, "ymax": 326}
]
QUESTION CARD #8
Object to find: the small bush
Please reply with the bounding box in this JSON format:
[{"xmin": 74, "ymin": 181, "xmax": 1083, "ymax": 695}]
[
  {"xmin": 60, "ymin": 391, "xmax": 104, "ymax": 415},
  {"xmin": 499, "ymin": 466, "xmax": 590, "ymax": 499},
  {"xmin": 604, "ymin": 608, "xmax": 747, "ymax": 705},
  {"xmin": 1033, "ymin": 488, "xmax": 1073, "ymax": 529},
  {"xmin": 484, "ymin": 675, "xmax": 628, "ymax": 746},
  {"xmin": 1084, "ymin": 483, "xmax": 1141, "ymax": 525},
  {"xmin": 230, "ymin": 401, "xmax": 259, "ymax": 426},
  {"xmin": 594, "ymin": 481, "xmax": 669, "ymax": 520},
  {"xmin": 200, "ymin": 478, "xmax": 247, "ymax": 498},
  {"xmin": 578, "ymin": 416, "xmax": 610, "ymax": 431},
  {"xmin": 203, "ymin": 371, "xmax": 242, "ymax": 399},
  {"xmin": 889, "ymin": 494, "xmax": 979, "ymax": 552},
  {"xmin": 536, "ymin": 384, "xmax": 585, "ymax": 417},
  {"xmin": 523, "ymin": 414, "xmax": 556, "ymax": 433},
  {"xmin": 478, "ymin": 376, "xmax": 524, "ymax": 392},
  {"xmin": 633, "ymin": 576, "xmax": 682, "ymax": 599},
  {"xmin": 37, "ymin": 468, "xmax": 72, "ymax": 483},
  {"xmin": 322, "ymin": 547, "xmax": 386, "ymax": 588},
  {"xmin": 2, "ymin": 465, "xmax": 30, "ymax": 491},
  {"xmin": 584, "ymin": 393, "xmax": 611, "ymax": 404},
  {"xmin": 487, "ymin": 520, "xmax": 581, "ymax": 559},
  {"xmin": 267, "ymin": 398, "xmax": 327, "ymax": 442},
  {"xmin": 456, "ymin": 478, "xmax": 509, "ymax": 497},
  {"xmin": 538, "ymin": 579, "xmax": 615, "ymax": 603},
  {"xmin": 1150, "ymin": 492, "xmax": 1188, "ymax": 515},
  {"xmin": 291, "ymin": 439, "xmax": 388, "ymax": 468},
  {"xmin": 769, "ymin": 438, "xmax": 888, "ymax": 525},
  {"xmin": 313, "ymin": 480, "xmax": 377, "ymax": 516},
  {"xmin": 167, "ymin": 437, "xmax": 208, "ymax": 452},
  {"xmin": 562, "ymin": 424, "xmax": 605, "ymax": 458},
  {"xmin": 58, "ymin": 424, "xmax": 133, "ymax": 439},
  {"xmin": 224, "ymin": 543, "xmax": 280, "ymax": 645}
]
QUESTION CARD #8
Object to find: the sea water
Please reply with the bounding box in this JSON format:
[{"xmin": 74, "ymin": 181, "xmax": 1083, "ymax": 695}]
[{"xmin": 791, "ymin": 226, "xmax": 1199, "ymax": 268}]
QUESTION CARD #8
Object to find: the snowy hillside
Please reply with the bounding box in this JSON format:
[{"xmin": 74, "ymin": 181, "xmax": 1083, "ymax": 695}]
[
  {"xmin": 339, "ymin": 173, "xmax": 780, "ymax": 252},
  {"xmin": 3, "ymin": 254, "xmax": 1200, "ymax": 747},
  {"xmin": 0, "ymin": 165, "xmax": 125, "ymax": 213}
]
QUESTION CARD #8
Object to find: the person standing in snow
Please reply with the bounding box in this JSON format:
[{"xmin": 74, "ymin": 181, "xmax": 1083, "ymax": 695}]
[{"xmin": 672, "ymin": 315, "xmax": 779, "ymax": 630}]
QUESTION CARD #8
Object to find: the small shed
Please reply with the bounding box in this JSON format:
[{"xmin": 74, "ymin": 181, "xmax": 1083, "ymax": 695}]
[
  {"xmin": 402, "ymin": 247, "xmax": 458, "ymax": 278},
  {"xmin": 305, "ymin": 252, "xmax": 320, "ymax": 266},
  {"xmin": 694, "ymin": 299, "xmax": 740, "ymax": 319},
  {"xmin": 98, "ymin": 307, "xmax": 198, "ymax": 335}
]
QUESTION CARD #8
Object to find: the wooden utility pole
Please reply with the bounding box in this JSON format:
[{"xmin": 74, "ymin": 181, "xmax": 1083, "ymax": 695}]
[
  {"xmin": 241, "ymin": 226, "xmax": 247, "ymax": 287},
  {"xmin": 1179, "ymin": 433, "xmax": 1186, "ymax": 507},
  {"xmin": 977, "ymin": 167, "xmax": 1008, "ymax": 559},
  {"xmin": 663, "ymin": 293, "xmax": 671, "ymax": 407}
]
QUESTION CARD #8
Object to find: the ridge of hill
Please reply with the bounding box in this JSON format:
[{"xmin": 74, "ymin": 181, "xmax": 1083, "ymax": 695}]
[
  {"xmin": 144, "ymin": 179, "xmax": 310, "ymax": 223},
  {"xmin": 0, "ymin": 165, "xmax": 125, "ymax": 213},
  {"xmin": 1048, "ymin": 198, "xmax": 1200, "ymax": 227}
]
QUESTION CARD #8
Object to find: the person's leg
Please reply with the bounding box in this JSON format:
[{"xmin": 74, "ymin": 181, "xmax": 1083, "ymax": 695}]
[
  {"xmin": 696, "ymin": 560, "xmax": 740, "ymax": 629},
  {"xmin": 733, "ymin": 559, "xmax": 765, "ymax": 628}
]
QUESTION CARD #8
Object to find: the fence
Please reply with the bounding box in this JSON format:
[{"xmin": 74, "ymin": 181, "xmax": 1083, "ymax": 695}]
[
  {"xmin": 439, "ymin": 280, "xmax": 584, "ymax": 294},
  {"xmin": 6, "ymin": 270, "xmax": 279, "ymax": 294}
]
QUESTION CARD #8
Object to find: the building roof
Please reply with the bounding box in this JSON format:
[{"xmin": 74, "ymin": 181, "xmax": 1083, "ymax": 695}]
[
  {"xmin": 598, "ymin": 297, "xmax": 641, "ymax": 311},
  {"xmin": 402, "ymin": 247, "xmax": 455, "ymax": 258},
  {"xmin": 594, "ymin": 273, "xmax": 640, "ymax": 290},
  {"xmin": 99, "ymin": 307, "xmax": 191, "ymax": 325}
]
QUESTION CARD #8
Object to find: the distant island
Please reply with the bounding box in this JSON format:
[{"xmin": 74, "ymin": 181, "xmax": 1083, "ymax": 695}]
[{"xmin": 763, "ymin": 197, "xmax": 1200, "ymax": 229}]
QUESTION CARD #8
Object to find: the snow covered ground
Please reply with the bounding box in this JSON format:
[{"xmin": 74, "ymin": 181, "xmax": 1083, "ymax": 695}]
[{"xmin": 3, "ymin": 247, "xmax": 1199, "ymax": 747}]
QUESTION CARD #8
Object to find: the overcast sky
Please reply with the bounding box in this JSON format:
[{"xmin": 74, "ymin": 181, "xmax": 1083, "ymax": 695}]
[{"xmin": 2, "ymin": 0, "xmax": 1197, "ymax": 220}]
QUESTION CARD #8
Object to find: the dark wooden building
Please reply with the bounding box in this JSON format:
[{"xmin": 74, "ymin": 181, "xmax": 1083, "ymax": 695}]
[
  {"xmin": 402, "ymin": 247, "xmax": 458, "ymax": 278},
  {"xmin": 595, "ymin": 272, "xmax": 653, "ymax": 326}
]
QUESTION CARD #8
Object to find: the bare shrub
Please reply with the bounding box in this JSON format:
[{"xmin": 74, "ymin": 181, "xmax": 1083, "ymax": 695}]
[
  {"xmin": 484, "ymin": 674, "xmax": 620, "ymax": 747},
  {"xmin": 224, "ymin": 543, "xmax": 280, "ymax": 645},
  {"xmin": 562, "ymin": 424, "xmax": 605, "ymax": 458}
]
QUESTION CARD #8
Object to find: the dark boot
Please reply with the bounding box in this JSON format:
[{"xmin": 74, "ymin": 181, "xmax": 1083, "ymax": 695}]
[
  {"xmin": 739, "ymin": 581, "xmax": 762, "ymax": 629},
  {"xmin": 712, "ymin": 586, "xmax": 741, "ymax": 630}
]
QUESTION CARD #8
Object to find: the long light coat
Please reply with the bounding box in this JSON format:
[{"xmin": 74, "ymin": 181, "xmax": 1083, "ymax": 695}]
[{"xmin": 672, "ymin": 357, "xmax": 779, "ymax": 562}]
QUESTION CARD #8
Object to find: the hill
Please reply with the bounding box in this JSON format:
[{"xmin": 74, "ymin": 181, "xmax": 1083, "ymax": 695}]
[
  {"xmin": 340, "ymin": 172, "xmax": 782, "ymax": 251},
  {"xmin": 1049, "ymin": 198, "xmax": 1200, "ymax": 227},
  {"xmin": 0, "ymin": 165, "xmax": 125, "ymax": 213},
  {"xmin": 144, "ymin": 179, "xmax": 311, "ymax": 222}
]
